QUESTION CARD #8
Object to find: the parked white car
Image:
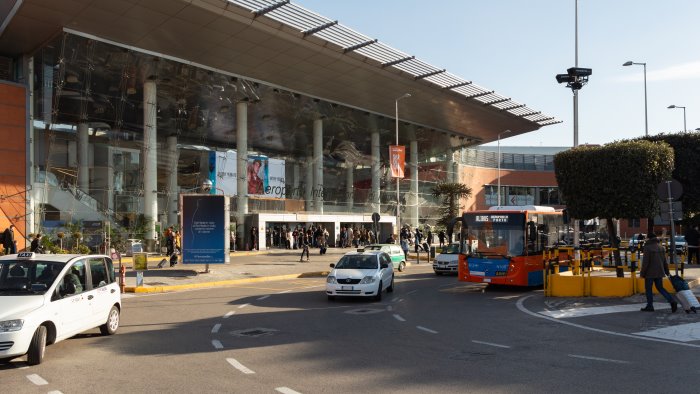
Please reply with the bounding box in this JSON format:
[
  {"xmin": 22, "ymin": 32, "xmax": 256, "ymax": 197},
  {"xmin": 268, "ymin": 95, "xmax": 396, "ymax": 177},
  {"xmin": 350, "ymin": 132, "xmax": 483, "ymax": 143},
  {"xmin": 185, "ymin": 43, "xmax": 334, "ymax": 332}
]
[
  {"xmin": 326, "ymin": 251, "xmax": 394, "ymax": 301},
  {"xmin": 433, "ymin": 243, "xmax": 461, "ymax": 275},
  {"xmin": 0, "ymin": 252, "xmax": 121, "ymax": 365}
]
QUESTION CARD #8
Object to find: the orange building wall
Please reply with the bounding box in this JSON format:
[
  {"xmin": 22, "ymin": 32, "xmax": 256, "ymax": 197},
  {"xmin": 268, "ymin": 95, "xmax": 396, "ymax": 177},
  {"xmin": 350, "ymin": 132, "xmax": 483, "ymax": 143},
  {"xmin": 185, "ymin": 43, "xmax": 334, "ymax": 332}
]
[
  {"xmin": 459, "ymin": 165, "xmax": 559, "ymax": 211},
  {"xmin": 0, "ymin": 82, "xmax": 27, "ymax": 250}
]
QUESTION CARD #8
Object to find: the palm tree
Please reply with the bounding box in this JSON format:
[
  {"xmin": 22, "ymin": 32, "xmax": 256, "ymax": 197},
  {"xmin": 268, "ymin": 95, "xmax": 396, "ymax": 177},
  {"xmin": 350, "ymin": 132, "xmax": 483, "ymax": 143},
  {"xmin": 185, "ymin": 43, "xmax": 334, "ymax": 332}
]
[{"xmin": 431, "ymin": 182, "xmax": 472, "ymax": 233}]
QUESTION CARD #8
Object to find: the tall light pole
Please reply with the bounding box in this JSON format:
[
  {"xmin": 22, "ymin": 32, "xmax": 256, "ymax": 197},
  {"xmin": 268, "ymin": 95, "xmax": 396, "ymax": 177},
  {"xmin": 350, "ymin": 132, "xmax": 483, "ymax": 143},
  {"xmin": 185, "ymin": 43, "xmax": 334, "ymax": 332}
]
[
  {"xmin": 497, "ymin": 130, "xmax": 511, "ymax": 207},
  {"xmin": 667, "ymin": 105, "xmax": 687, "ymax": 131},
  {"xmin": 623, "ymin": 61, "xmax": 648, "ymax": 136},
  {"xmin": 395, "ymin": 93, "xmax": 411, "ymax": 234}
]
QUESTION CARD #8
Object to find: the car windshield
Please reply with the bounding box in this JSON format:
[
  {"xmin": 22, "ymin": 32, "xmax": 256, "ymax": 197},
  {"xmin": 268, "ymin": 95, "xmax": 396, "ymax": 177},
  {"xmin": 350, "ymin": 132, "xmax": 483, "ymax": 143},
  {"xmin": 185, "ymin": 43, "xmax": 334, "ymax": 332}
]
[
  {"xmin": 0, "ymin": 260, "xmax": 66, "ymax": 294},
  {"xmin": 675, "ymin": 236, "xmax": 685, "ymax": 243},
  {"xmin": 364, "ymin": 245, "xmax": 383, "ymax": 251},
  {"xmin": 442, "ymin": 244, "xmax": 461, "ymax": 254},
  {"xmin": 335, "ymin": 255, "xmax": 378, "ymax": 270}
]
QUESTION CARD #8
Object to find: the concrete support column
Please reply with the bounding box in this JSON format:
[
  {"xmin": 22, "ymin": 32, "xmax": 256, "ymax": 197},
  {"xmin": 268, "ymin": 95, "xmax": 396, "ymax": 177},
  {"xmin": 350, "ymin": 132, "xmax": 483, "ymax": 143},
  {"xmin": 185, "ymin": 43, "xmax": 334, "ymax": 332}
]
[
  {"xmin": 346, "ymin": 164, "xmax": 354, "ymax": 212},
  {"xmin": 106, "ymin": 147, "xmax": 114, "ymax": 213},
  {"xmin": 166, "ymin": 135, "xmax": 179, "ymax": 227},
  {"xmin": 293, "ymin": 162, "xmax": 300, "ymax": 199},
  {"xmin": 313, "ymin": 118, "xmax": 323, "ymax": 213},
  {"xmin": 143, "ymin": 80, "xmax": 158, "ymax": 243},
  {"xmin": 27, "ymin": 56, "xmax": 35, "ymax": 235},
  {"xmin": 236, "ymin": 101, "xmax": 249, "ymax": 246},
  {"xmin": 410, "ymin": 139, "xmax": 419, "ymax": 228},
  {"xmin": 371, "ymin": 127, "xmax": 380, "ymax": 213},
  {"xmin": 78, "ymin": 122, "xmax": 89, "ymax": 192},
  {"xmin": 305, "ymin": 159, "xmax": 313, "ymax": 211},
  {"xmin": 446, "ymin": 149, "xmax": 455, "ymax": 183}
]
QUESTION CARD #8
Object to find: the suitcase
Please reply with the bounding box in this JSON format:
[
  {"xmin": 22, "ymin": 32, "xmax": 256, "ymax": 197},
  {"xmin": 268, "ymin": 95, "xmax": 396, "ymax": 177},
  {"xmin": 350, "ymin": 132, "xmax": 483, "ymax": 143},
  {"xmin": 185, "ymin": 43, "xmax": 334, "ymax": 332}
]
[
  {"xmin": 676, "ymin": 289, "xmax": 699, "ymax": 313},
  {"xmin": 670, "ymin": 274, "xmax": 689, "ymax": 292},
  {"xmin": 157, "ymin": 258, "xmax": 168, "ymax": 269},
  {"xmin": 320, "ymin": 246, "xmax": 327, "ymax": 255}
]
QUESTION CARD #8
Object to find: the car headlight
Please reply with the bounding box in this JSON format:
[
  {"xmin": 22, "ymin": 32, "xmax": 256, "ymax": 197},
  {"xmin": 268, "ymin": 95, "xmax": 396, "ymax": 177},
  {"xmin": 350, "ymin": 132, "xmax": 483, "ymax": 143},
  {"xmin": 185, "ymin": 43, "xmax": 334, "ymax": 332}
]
[
  {"xmin": 326, "ymin": 276, "xmax": 337, "ymax": 284},
  {"xmin": 0, "ymin": 319, "xmax": 23, "ymax": 332},
  {"xmin": 359, "ymin": 276, "xmax": 376, "ymax": 284}
]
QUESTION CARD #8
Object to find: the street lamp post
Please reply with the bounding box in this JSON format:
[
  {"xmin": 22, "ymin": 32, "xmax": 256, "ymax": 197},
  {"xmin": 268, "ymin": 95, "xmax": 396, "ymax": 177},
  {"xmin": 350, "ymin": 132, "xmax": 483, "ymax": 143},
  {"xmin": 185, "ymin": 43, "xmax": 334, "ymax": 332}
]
[
  {"xmin": 395, "ymin": 93, "xmax": 411, "ymax": 235},
  {"xmin": 623, "ymin": 61, "xmax": 648, "ymax": 136},
  {"xmin": 497, "ymin": 130, "xmax": 511, "ymax": 207},
  {"xmin": 667, "ymin": 105, "xmax": 687, "ymax": 131}
]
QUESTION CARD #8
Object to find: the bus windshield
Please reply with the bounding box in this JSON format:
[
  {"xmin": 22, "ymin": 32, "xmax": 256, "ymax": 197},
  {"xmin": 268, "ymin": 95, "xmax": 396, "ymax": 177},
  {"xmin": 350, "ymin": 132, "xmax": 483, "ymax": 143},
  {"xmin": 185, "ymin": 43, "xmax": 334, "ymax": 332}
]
[{"xmin": 463, "ymin": 213, "xmax": 525, "ymax": 257}]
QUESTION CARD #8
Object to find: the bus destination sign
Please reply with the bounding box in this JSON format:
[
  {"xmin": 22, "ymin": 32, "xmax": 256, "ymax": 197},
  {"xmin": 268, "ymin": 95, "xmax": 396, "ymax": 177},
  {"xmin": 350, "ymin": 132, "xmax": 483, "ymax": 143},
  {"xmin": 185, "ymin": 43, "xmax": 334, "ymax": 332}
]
[{"xmin": 474, "ymin": 214, "xmax": 510, "ymax": 223}]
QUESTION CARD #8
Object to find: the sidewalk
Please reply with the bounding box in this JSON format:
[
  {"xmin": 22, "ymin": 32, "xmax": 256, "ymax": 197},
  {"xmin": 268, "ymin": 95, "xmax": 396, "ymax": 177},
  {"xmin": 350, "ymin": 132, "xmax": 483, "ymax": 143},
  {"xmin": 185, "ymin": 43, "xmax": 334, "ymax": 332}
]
[{"xmin": 119, "ymin": 247, "xmax": 428, "ymax": 293}]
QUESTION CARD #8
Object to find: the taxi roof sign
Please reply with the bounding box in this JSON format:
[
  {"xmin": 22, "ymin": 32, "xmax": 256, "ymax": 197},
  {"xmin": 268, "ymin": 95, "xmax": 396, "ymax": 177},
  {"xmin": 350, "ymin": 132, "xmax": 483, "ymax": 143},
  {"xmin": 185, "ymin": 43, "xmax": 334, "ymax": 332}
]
[{"xmin": 17, "ymin": 252, "xmax": 35, "ymax": 259}]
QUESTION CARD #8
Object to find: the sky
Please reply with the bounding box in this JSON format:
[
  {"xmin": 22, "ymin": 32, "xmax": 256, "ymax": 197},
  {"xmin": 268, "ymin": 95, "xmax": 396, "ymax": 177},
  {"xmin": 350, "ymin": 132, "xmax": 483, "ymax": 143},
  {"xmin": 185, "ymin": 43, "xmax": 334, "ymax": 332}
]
[{"xmin": 293, "ymin": 0, "xmax": 700, "ymax": 147}]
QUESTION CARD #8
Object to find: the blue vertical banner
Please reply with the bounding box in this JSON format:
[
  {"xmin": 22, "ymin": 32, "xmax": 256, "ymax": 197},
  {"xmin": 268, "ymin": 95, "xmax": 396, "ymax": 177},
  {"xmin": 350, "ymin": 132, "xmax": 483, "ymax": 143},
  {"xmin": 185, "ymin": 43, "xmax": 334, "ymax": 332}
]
[
  {"xmin": 208, "ymin": 151, "xmax": 217, "ymax": 195},
  {"xmin": 181, "ymin": 194, "xmax": 229, "ymax": 264}
]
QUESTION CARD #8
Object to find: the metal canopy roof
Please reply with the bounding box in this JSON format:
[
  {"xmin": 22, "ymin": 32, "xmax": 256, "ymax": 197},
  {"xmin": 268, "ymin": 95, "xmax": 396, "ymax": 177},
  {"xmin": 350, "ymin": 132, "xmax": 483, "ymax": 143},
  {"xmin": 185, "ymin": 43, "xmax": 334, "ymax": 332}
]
[
  {"xmin": 233, "ymin": 0, "xmax": 559, "ymax": 127},
  {"xmin": 0, "ymin": 0, "xmax": 561, "ymax": 144}
]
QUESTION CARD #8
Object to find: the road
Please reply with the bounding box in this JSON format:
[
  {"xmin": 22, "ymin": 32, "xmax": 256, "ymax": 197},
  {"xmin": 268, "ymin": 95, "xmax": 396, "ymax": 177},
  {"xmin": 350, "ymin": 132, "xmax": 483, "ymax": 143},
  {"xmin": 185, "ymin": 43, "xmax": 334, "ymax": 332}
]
[{"xmin": 3, "ymin": 264, "xmax": 700, "ymax": 393}]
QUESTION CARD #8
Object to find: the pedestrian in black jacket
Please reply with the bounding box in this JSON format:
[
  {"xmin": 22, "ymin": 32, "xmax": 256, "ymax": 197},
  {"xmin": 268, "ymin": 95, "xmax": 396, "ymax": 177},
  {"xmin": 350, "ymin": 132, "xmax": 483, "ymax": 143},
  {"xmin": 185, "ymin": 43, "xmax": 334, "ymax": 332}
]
[{"xmin": 640, "ymin": 232, "xmax": 677, "ymax": 312}]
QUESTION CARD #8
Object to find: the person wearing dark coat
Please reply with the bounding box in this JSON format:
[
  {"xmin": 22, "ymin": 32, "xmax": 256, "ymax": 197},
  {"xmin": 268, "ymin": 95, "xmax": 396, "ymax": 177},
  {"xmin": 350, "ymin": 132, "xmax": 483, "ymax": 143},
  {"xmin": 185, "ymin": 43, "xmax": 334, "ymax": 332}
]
[
  {"xmin": 685, "ymin": 225, "xmax": 700, "ymax": 265},
  {"xmin": 3, "ymin": 225, "xmax": 15, "ymax": 254},
  {"xmin": 30, "ymin": 234, "xmax": 43, "ymax": 252},
  {"xmin": 640, "ymin": 232, "xmax": 677, "ymax": 312}
]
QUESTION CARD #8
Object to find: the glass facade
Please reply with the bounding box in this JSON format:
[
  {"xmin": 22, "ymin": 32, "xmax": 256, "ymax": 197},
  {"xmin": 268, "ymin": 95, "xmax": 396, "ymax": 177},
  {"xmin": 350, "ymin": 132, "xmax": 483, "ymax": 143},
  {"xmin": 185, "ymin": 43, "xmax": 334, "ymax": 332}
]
[{"xmin": 30, "ymin": 33, "xmax": 460, "ymax": 243}]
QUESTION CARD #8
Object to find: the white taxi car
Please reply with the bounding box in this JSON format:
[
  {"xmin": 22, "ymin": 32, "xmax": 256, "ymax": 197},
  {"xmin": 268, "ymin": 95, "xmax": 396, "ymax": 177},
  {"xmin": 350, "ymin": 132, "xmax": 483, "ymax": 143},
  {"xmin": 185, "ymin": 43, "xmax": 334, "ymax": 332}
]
[
  {"xmin": 433, "ymin": 243, "xmax": 461, "ymax": 275},
  {"xmin": 326, "ymin": 250, "xmax": 394, "ymax": 301},
  {"xmin": 0, "ymin": 252, "xmax": 121, "ymax": 365}
]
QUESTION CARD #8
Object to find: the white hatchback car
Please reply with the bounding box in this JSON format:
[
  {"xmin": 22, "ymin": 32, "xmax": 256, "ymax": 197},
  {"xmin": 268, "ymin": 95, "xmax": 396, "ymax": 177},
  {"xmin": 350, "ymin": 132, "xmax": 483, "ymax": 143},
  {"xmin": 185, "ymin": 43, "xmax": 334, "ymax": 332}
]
[
  {"xmin": 326, "ymin": 250, "xmax": 394, "ymax": 301},
  {"xmin": 0, "ymin": 252, "xmax": 121, "ymax": 365}
]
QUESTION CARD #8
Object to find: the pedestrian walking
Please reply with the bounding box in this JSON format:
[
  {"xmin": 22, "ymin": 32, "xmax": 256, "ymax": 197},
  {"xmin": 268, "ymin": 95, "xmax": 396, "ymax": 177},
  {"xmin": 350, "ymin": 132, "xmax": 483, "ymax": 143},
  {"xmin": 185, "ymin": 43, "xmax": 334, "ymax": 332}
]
[
  {"xmin": 3, "ymin": 225, "xmax": 15, "ymax": 254},
  {"xmin": 30, "ymin": 233, "xmax": 43, "ymax": 253},
  {"xmin": 299, "ymin": 234, "xmax": 310, "ymax": 262},
  {"xmin": 685, "ymin": 225, "xmax": 699, "ymax": 265},
  {"xmin": 640, "ymin": 232, "xmax": 677, "ymax": 313},
  {"xmin": 400, "ymin": 236, "xmax": 409, "ymax": 259},
  {"xmin": 438, "ymin": 230, "xmax": 445, "ymax": 248}
]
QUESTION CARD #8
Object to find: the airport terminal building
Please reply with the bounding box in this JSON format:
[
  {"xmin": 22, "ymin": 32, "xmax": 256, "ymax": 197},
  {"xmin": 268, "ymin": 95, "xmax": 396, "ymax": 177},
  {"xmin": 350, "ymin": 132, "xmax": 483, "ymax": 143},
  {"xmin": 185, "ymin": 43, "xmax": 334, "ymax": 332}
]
[{"xmin": 0, "ymin": 0, "xmax": 559, "ymax": 251}]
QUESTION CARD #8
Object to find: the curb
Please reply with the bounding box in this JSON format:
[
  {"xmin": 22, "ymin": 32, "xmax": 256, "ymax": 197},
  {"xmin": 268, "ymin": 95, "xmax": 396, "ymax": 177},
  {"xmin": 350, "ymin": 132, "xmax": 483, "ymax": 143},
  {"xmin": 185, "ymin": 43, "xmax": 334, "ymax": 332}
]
[{"xmin": 123, "ymin": 271, "xmax": 330, "ymax": 293}]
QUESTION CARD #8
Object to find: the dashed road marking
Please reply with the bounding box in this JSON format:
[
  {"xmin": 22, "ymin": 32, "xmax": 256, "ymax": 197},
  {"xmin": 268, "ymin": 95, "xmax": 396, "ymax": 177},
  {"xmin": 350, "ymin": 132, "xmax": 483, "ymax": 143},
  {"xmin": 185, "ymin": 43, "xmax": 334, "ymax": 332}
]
[
  {"xmin": 212, "ymin": 340, "xmax": 223, "ymax": 350},
  {"xmin": 387, "ymin": 305, "xmax": 393, "ymax": 311},
  {"xmin": 257, "ymin": 295, "xmax": 270, "ymax": 300},
  {"xmin": 26, "ymin": 374, "xmax": 48, "ymax": 386},
  {"xmin": 212, "ymin": 323, "xmax": 221, "ymax": 334},
  {"xmin": 568, "ymin": 354, "xmax": 630, "ymax": 364},
  {"xmin": 417, "ymin": 326, "xmax": 438, "ymax": 334},
  {"xmin": 238, "ymin": 303, "xmax": 250, "ymax": 309},
  {"xmin": 472, "ymin": 340, "xmax": 511, "ymax": 349},
  {"xmin": 393, "ymin": 314, "xmax": 406, "ymax": 322},
  {"xmin": 276, "ymin": 387, "xmax": 302, "ymax": 394},
  {"xmin": 406, "ymin": 290, "xmax": 418, "ymax": 295},
  {"xmin": 277, "ymin": 289, "xmax": 292, "ymax": 294},
  {"xmin": 227, "ymin": 357, "xmax": 255, "ymax": 374},
  {"xmin": 223, "ymin": 311, "xmax": 235, "ymax": 319},
  {"xmin": 48, "ymin": 391, "xmax": 64, "ymax": 394}
]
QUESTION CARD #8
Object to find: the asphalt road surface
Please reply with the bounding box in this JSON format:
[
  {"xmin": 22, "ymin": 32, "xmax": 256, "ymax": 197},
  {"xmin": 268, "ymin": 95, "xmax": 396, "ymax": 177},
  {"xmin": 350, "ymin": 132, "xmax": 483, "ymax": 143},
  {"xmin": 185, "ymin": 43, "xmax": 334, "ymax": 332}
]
[{"xmin": 3, "ymin": 264, "xmax": 700, "ymax": 393}]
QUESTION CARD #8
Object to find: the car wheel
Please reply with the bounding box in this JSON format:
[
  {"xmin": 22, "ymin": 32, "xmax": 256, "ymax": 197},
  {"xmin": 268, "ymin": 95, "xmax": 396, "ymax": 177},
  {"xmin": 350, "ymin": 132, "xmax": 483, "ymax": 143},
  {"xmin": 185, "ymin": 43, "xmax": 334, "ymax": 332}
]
[
  {"xmin": 398, "ymin": 261, "xmax": 406, "ymax": 272},
  {"xmin": 100, "ymin": 306, "xmax": 120, "ymax": 336},
  {"xmin": 387, "ymin": 276, "xmax": 394, "ymax": 293},
  {"xmin": 27, "ymin": 325, "xmax": 47, "ymax": 366},
  {"xmin": 374, "ymin": 281, "xmax": 383, "ymax": 301},
  {"xmin": 327, "ymin": 295, "xmax": 335, "ymax": 301}
]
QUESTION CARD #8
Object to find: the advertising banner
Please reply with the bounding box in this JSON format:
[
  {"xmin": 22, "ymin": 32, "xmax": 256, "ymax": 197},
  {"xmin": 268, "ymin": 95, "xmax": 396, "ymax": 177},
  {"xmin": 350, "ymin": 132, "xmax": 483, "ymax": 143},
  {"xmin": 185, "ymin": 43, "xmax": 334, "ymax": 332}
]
[
  {"xmin": 215, "ymin": 150, "xmax": 238, "ymax": 196},
  {"xmin": 181, "ymin": 194, "xmax": 229, "ymax": 264},
  {"xmin": 389, "ymin": 145, "xmax": 405, "ymax": 178},
  {"xmin": 266, "ymin": 158, "xmax": 286, "ymax": 198},
  {"xmin": 247, "ymin": 155, "xmax": 268, "ymax": 195}
]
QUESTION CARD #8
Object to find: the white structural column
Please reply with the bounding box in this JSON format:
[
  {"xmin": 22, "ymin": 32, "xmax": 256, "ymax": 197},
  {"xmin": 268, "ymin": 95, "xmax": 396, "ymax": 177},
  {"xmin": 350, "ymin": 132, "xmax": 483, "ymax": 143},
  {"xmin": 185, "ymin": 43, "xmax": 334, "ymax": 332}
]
[
  {"xmin": 446, "ymin": 149, "xmax": 455, "ymax": 183},
  {"xmin": 236, "ymin": 101, "xmax": 248, "ymax": 245},
  {"xmin": 166, "ymin": 135, "xmax": 178, "ymax": 226},
  {"xmin": 410, "ymin": 139, "xmax": 419, "ymax": 227},
  {"xmin": 78, "ymin": 122, "xmax": 89, "ymax": 191},
  {"xmin": 346, "ymin": 163, "xmax": 354, "ymax": 212},
  {"xmin": 305, "ymin": 158, "xmax": 313, "ymax": 210},
  {"xmin": 27, "ymin": 56, "xmax": 35, "ymax": 235},
  {"xmin": 142, "ymin": 79, "xmax": 158, "ymax": 242},
  {"xmin": 371, "ymin": 127, "xmax": 381, "ymax": 213},
  {"xmin": 293, "ymin": 162, "xmax": 300, "ymax": 199},
  {"xmin": 313, "ymin": 118, "xmax": 323, "ymax": 213}
]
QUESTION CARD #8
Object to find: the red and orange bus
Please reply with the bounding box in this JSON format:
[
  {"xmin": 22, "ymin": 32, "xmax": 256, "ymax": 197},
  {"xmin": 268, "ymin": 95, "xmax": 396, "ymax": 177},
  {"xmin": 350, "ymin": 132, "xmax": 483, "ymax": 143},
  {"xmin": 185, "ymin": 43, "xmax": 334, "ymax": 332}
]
[{"xmin": 458, "ymin": 206, "xmax": 564, "ymax": 286}]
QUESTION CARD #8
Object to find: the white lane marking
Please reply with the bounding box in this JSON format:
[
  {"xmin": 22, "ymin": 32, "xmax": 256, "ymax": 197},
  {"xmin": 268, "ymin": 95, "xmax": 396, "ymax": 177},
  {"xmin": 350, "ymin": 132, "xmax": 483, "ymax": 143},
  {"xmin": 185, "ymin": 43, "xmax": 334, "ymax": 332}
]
[
  {"xmin": 633, "ymin": 322, "xmax": 700, "ymax": 342},
  {"xmin": 212, "ymin": 340, "xmax": 223, "ymax": 350},
  {"xmin": 540, "ymin": 303, "xmax": 669, "ymax": 319},
  {"xmin": 393, "ymin": 314, "xmax": 406, "ymax": 322},
  {"xmin": 238, "ymin": 303, "xmax": 250, "ymax": 309},
  {"xmin": 391, "ymin": 297, "xmax": 398, "ymax": 302},
  {"xmin": 26, "ymin": 374, "xmax": 48, "ymax": 386},
  {"xmin": 275, "ymin": 387, "xmax": 302, "ymax": 394},
  {"xmin": 386, "ymin": 305, "xmax": 393, "ymax": 311},
  {"xmin": 517, "ymin": 295, "xmax": 700, "ymax": 348},
  {"xmin": 257, "ymin": 295, "xmax": 270, "ymax": 300},
  {"xmin": 417, "ymin": 326, "xmax": 438, "ymax": 334},
  {"xmin": 278, "ymin": 289, "xmax": 292, "ymax": 294},
  {"xmin": 223, "ymin": 311, "xmax": 235, "ymax": 319},
  {"xmin": 472, "ymin": 340, "xmax": 511, "ymax": 349},
  {"xmin": 406, "ymin": 290, "xmax": 418, "ymax": 295},
  {"xmin": 48, "ymin": 391, "xmax": 64, "ymax": 394},
  {"xmin": 568, "ymin": 354, "xmax": 630, "ymax": 364},
  {"xmin": 212, "ymin": 323, "xmax": 222, "ymax": 334},
  {"xmin": 227, "ymin": 357, "xmax": 255, "ymax": 374}
]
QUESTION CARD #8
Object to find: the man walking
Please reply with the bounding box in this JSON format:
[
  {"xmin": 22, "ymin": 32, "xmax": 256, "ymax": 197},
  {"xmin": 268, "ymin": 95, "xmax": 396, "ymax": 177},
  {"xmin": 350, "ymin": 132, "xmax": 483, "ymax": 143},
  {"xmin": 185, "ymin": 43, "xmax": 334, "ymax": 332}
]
[
  {"xmin": 640, "ymin": 232, "xmax": 677, "ymax": 313},
  {"xmin": 685, "ymin": 225, "xmax": 699, "ymax": 265},
  {"xmin": 3, "ymin": 225, "xmax": 15, "ymax": 255}
]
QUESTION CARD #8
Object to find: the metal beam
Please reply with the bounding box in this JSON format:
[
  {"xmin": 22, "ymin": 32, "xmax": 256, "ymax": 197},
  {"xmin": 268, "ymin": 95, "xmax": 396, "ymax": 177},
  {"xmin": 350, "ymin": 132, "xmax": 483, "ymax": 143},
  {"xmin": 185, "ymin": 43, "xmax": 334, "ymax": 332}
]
[
  {"xmin": 465, "ymin": 90, "xmax": 494, "ymax": 99},
  {"xmin": 444, "ymin": 81, "xmax": 472, "ymax": 89},
  {"xmin": 303, "ymin": 20, "xmax": 338, "ymax": 37},
  {"xmin": 484, "ymin": 97, "xmax": 511, "ymax": 106},
  {"xmin": 502, "ymin": 104, "xmax": 526, "ymax": 111},
  {"xmin": 252, "ymin": 0, "xmax": 290, "ymax": 18},
  {"xmin": 519, "ymin": 111, "xmax": 541, "ymax": 117},
  {"xmin": 343, "ymin": 39, "xmax": 378, "ymax": 53},
  {"xmin": 415, "ymin": 69, "xmax": 445, "ymax": 80},
  {"xmin": 382, "ymin": 56, "xmax": 415, "ymax": 68}
]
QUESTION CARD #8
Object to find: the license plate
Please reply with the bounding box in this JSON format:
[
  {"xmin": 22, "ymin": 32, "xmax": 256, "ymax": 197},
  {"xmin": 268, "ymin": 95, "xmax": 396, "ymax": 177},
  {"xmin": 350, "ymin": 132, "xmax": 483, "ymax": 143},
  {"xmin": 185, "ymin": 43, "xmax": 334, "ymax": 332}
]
[
  {"xmin": 341, "ymin": 286, "xmax": 353, "ymax": 291},
  {"xmin": 483, "ymin": 278, "xmax": 491, "ymax": 283}
]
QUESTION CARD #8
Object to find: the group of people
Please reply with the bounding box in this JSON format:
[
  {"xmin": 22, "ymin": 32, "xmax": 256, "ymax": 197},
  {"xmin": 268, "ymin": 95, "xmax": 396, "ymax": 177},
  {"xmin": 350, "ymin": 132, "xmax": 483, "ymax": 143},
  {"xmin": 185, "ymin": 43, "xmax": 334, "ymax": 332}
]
[{"xmin": 338, "ymin": 226, "xmax": 378, "ymax": 248}]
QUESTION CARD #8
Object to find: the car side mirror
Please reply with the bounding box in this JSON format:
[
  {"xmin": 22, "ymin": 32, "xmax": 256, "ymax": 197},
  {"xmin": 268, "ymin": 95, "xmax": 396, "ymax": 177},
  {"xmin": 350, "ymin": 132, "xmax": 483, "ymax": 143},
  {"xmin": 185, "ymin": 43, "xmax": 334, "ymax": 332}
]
[
  {"xmin": 329, "ymin": 263, "xmax": 335, "ymax": 268},
  {"xmin": 380, "ymin": 262, "xmax": 389, "ymax": 269}
]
